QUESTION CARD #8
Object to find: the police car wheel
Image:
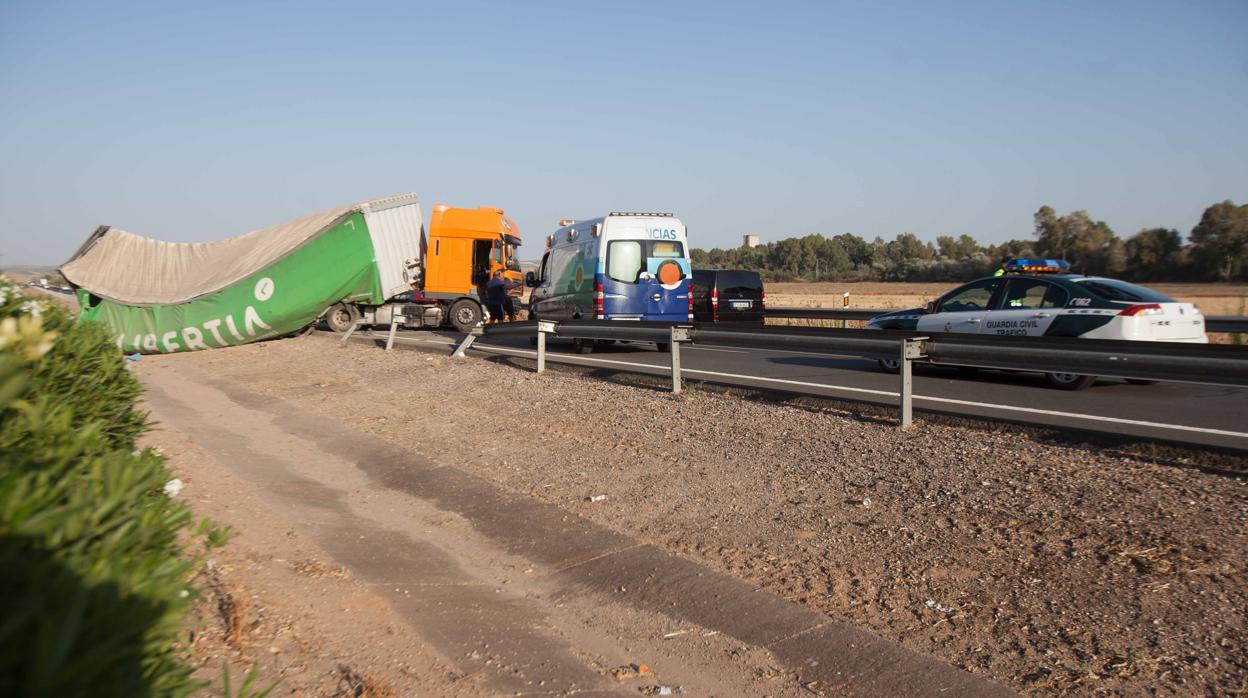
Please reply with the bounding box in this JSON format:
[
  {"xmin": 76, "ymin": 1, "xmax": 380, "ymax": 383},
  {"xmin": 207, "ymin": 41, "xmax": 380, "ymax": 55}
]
[
  {"xmin": 655, "ymin": 342, "xmax": 670, "ymax": 353},
  {"xmin": 573, "ymin": 338, "xmax": 595, "ymax": 354},
  {"xmin": 1044, "ymin": 372, "xmax": 1096, "ymax": 390},
  {"xmin": 877, "ymin": 358, "xmax": 901, "ymax": 374}
]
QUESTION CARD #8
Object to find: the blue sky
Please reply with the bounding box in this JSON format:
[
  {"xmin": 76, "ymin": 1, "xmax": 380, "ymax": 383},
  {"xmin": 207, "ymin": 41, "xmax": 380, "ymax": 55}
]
[{"xmin": 1, "ymin": 0, "xmax": 1245, "ymax": 265}]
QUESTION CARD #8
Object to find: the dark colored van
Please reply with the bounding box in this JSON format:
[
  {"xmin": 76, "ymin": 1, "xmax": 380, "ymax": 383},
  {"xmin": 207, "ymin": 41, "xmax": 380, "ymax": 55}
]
[{"xmin": 691, "ymin": 269, "xmax": 765, "ymax": 323}]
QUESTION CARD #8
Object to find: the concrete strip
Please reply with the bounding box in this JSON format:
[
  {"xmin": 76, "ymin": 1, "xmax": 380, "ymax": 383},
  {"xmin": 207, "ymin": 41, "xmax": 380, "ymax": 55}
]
[{"xmin": 188, "ymin": 369, "xmax": 1016, "ymax": 697}]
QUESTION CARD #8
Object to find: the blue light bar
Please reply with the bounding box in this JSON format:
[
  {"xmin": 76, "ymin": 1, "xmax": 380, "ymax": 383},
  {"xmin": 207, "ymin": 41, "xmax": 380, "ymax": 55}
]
[{"xmin": 1003, "ymin": 258, "xmax": 1070, "ymax": 274}]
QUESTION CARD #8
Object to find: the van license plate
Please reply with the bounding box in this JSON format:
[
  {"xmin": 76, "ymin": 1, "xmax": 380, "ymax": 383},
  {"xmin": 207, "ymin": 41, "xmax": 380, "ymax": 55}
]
[{"xmin": 731, "ymin": 301, "xmax": 752, "ymax": 309}]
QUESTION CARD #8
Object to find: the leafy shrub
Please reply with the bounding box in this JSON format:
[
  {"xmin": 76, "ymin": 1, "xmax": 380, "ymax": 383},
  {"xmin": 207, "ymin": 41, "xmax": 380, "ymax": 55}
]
[{"xmin": 0, "ymin": 277, "xmax": 218, "ymax": 697}]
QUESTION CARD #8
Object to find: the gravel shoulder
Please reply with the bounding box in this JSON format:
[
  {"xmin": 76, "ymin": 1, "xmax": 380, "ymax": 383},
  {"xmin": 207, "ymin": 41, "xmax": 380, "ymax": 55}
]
[{"xmin": 163, "ymin": 333, "xmax": 1246, "ymax": 696}]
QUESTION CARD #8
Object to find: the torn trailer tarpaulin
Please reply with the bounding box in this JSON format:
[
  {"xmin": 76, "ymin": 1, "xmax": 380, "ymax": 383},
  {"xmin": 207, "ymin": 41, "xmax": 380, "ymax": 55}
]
[{"xmin": 60, "ymin": 193, "xmax": 423, "ymax": 353}]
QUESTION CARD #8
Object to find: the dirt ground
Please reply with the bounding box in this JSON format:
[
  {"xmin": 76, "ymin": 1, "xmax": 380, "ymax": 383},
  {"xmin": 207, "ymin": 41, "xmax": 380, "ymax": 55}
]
[
  {"xmin": 155, "ymin": 335, "xmax": 1247, "ymax": 697},
  {"xmin": 145, "ymin": 425, "xmax": 490, "ymax": 698},
  {"xmin": 144, "ymin": 355, "xmax": 827, "ymax": 698}
]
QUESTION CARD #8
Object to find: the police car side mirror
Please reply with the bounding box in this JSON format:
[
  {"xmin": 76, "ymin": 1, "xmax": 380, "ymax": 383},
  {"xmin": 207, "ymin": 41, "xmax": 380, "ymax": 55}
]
[
  {"xmin": 924, "ymin": 300, "xmax": 937, "ymax": 314},
  {"xmin": 524, "ymin": 271, "xmax": 537, "ymax": 287}
]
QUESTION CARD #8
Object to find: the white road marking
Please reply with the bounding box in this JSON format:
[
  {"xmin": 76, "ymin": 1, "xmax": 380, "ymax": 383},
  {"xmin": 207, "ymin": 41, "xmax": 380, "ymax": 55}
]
[
  {"xmin": 685, "ymin": 346, "xmax": 749, "ymax": 354},
  {"xmin": 468, "ymin": 342, "xmax": 1248, "ymax": 440}
]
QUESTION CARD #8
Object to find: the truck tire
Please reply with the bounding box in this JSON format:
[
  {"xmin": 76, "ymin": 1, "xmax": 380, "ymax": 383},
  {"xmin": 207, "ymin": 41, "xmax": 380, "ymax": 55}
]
[
  {"xmin": 325, "ymin": 303, "xmax": 360, "ymax": 333},
  {"xmin": 449, "ymin": 299, "xmax": 482, "ymax": 332}
]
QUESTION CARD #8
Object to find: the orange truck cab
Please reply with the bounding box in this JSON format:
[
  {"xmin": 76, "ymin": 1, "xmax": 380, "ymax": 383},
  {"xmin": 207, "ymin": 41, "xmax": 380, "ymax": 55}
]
[
  {"xmin": 413, "ymin": 204, "xmax": 523, "ymax": 329},
  {"xmin": 321, "ymin": 201, "xmax": 522, "ymax": 334}
]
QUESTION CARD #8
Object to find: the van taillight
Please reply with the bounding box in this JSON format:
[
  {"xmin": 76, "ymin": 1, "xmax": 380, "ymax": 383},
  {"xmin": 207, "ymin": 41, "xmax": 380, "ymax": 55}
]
[
  {"xmin": 594, "ymin": 282, "xmax": 604, "ymax": 320},
  {"xmin": 711, "ymin": 287, "xmax": 719, "ymax": 321},
  {"xmin": 1119, "ymin": 303, "xmax": 1162, "ymax": 317},
  {"xmin": 687, "ymin": 282, "xmax": 694, "ymax": 321},
  {"xmin": 761, "ymin": 289, "xmax": 766, "ymax": 310}
]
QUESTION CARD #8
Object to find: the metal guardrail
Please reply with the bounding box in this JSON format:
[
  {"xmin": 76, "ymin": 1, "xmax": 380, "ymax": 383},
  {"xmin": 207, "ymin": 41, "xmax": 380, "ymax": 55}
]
[
  {"xmin": 450, "ymin": 319, "xmax": 1248, "ymax": 428},
  {"xmin": 765, "ymin": 306, "xmax": 1248, "ymax": 334},
  {"xmin": 1209, "ymin": 316, "xmax": 1248, "ymax": 333}
]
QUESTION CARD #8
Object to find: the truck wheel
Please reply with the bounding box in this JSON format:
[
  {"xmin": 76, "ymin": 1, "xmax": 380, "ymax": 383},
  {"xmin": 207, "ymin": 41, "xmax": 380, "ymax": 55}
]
[
  {"xmin": 449, "ymin": 299, "xmax": 482, "ymax": 332},
  {"xmin": 1044, "ymin": 372, "xmax": 1096, "ymax": 390},
  {"xmin": 325, "ymin": 303, "xmax": 360, "ymax": 333},
  {"xmin": 877, "ymin": 358, "xmax": 901, "ymax": 374}
]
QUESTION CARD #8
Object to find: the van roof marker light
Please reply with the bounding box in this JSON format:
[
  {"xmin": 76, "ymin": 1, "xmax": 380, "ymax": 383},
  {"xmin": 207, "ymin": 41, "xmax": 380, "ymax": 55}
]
[{"xmin": 608, "ymin": 212, "xmax": 673, "ymax": 217}]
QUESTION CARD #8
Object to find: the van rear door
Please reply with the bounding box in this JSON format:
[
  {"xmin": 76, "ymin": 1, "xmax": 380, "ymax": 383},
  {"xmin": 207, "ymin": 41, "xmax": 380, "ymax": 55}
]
[
  {"xmin": 715, "ymin": 271, "xmax": 764, "ymax": 323},
  {"xmin": 601, "ymin": 238, "xmax": 690, "ymax": 321}
]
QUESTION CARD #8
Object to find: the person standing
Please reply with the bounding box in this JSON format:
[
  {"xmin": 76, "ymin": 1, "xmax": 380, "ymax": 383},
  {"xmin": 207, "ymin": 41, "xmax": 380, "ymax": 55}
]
[
  {"xmin": 503, "ymin": 291, "xmax": 518, "ymax": 322},
  {"xmin": 485, "ymin": 270, "xmax": 509, "ymax": 324}
]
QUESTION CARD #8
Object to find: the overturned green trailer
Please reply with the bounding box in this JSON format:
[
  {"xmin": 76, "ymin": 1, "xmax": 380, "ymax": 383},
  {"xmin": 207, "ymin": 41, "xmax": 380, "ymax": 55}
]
[{"xmin": 60, "ymin": 193, "xmax": 425, "ymax": 354}]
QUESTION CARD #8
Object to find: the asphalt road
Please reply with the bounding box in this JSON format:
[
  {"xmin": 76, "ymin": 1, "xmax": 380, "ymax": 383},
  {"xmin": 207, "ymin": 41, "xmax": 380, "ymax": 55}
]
[{"xmin": 363, "ymin": 329, "xmax": 1248, "ymax": 451}]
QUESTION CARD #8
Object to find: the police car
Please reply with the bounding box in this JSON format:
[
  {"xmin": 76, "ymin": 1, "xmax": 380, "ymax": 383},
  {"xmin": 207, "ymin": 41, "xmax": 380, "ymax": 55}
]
[{"xmin": 865, "ymin": 258, "xmax": 1207, "ymax": 390}]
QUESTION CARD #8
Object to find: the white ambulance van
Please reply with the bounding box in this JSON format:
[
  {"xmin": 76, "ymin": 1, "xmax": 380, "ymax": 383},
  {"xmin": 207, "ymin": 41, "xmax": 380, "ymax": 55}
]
[{"xmin": 525, "ymin": 212, "xmax": 693, "ymax": 351}]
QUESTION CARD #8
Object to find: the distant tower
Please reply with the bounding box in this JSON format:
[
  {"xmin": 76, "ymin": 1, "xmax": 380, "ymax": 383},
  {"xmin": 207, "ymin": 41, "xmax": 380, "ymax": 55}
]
[{"xmin": 743, "ymin": 235, "xmax": 760, "ymax": 248}]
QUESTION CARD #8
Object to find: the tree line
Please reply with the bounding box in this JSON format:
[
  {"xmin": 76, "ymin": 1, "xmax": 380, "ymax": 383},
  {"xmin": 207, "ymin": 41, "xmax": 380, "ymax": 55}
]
[{"xmin": 690, "ymin": 200, "xmax": 1248, "ymax": 283}]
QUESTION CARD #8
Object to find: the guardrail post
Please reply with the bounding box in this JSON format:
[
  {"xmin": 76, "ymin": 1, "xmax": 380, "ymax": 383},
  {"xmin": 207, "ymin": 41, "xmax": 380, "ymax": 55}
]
[
  {"xmin": 899, "ymin": 337, "xmax": 928, "ymax": 428},
  {"xmin": 340, "ymin": 318, "xmax": 365, "ymax": 345},
  {"xmin": 384, "ymin": 312, "xmax": 404, "ymax": 352},
  {"xmin": 452, "ymin": 324, "xmax": 483, "ymax": 358},
  {"xmin": 670, "ymin": 325, "xmax": 693, "ymax": 393},
  {"xmin": 537, "ymin": 320, "xmax": 557, "ymax": 373}
]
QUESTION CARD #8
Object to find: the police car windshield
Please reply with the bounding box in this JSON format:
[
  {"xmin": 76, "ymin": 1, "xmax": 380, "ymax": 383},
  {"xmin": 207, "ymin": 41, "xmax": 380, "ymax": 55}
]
[{"xmin": 1076, "ymin": 279, "xmax": 1174, "ymax": 303}]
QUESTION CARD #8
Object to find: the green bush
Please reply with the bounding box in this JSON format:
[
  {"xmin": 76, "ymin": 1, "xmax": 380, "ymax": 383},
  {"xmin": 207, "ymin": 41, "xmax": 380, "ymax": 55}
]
[{"xmin": 0, "ymin": 277, "xmax": 217, "ymax": 697}]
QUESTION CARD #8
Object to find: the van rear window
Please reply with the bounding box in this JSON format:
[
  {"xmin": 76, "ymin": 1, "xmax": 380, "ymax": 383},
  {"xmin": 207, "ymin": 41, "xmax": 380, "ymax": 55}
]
[
  {"xmin": 716, "ymin": 271, "xmax": 763, "ymax": 293},
  {"xmin": 652, "ymin": 241, "xmax": 683, "ymax": 258},
  {"xmin": 607, "ymin": 241, "xmax": 643, "ymax": 283},
  {"xmin": 607, "ymin": 240, "xmax": 686, "ymax": 284}
]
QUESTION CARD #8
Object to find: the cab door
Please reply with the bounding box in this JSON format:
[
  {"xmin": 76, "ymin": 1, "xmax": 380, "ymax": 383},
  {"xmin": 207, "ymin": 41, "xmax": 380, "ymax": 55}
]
[
  {"xmin": 979, "ymin": 278, "xmax": 1066, "ymax": 336},
  {"xmin": 916, "ymin": 278, "xmax": 1002, "ymax": 334}
]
